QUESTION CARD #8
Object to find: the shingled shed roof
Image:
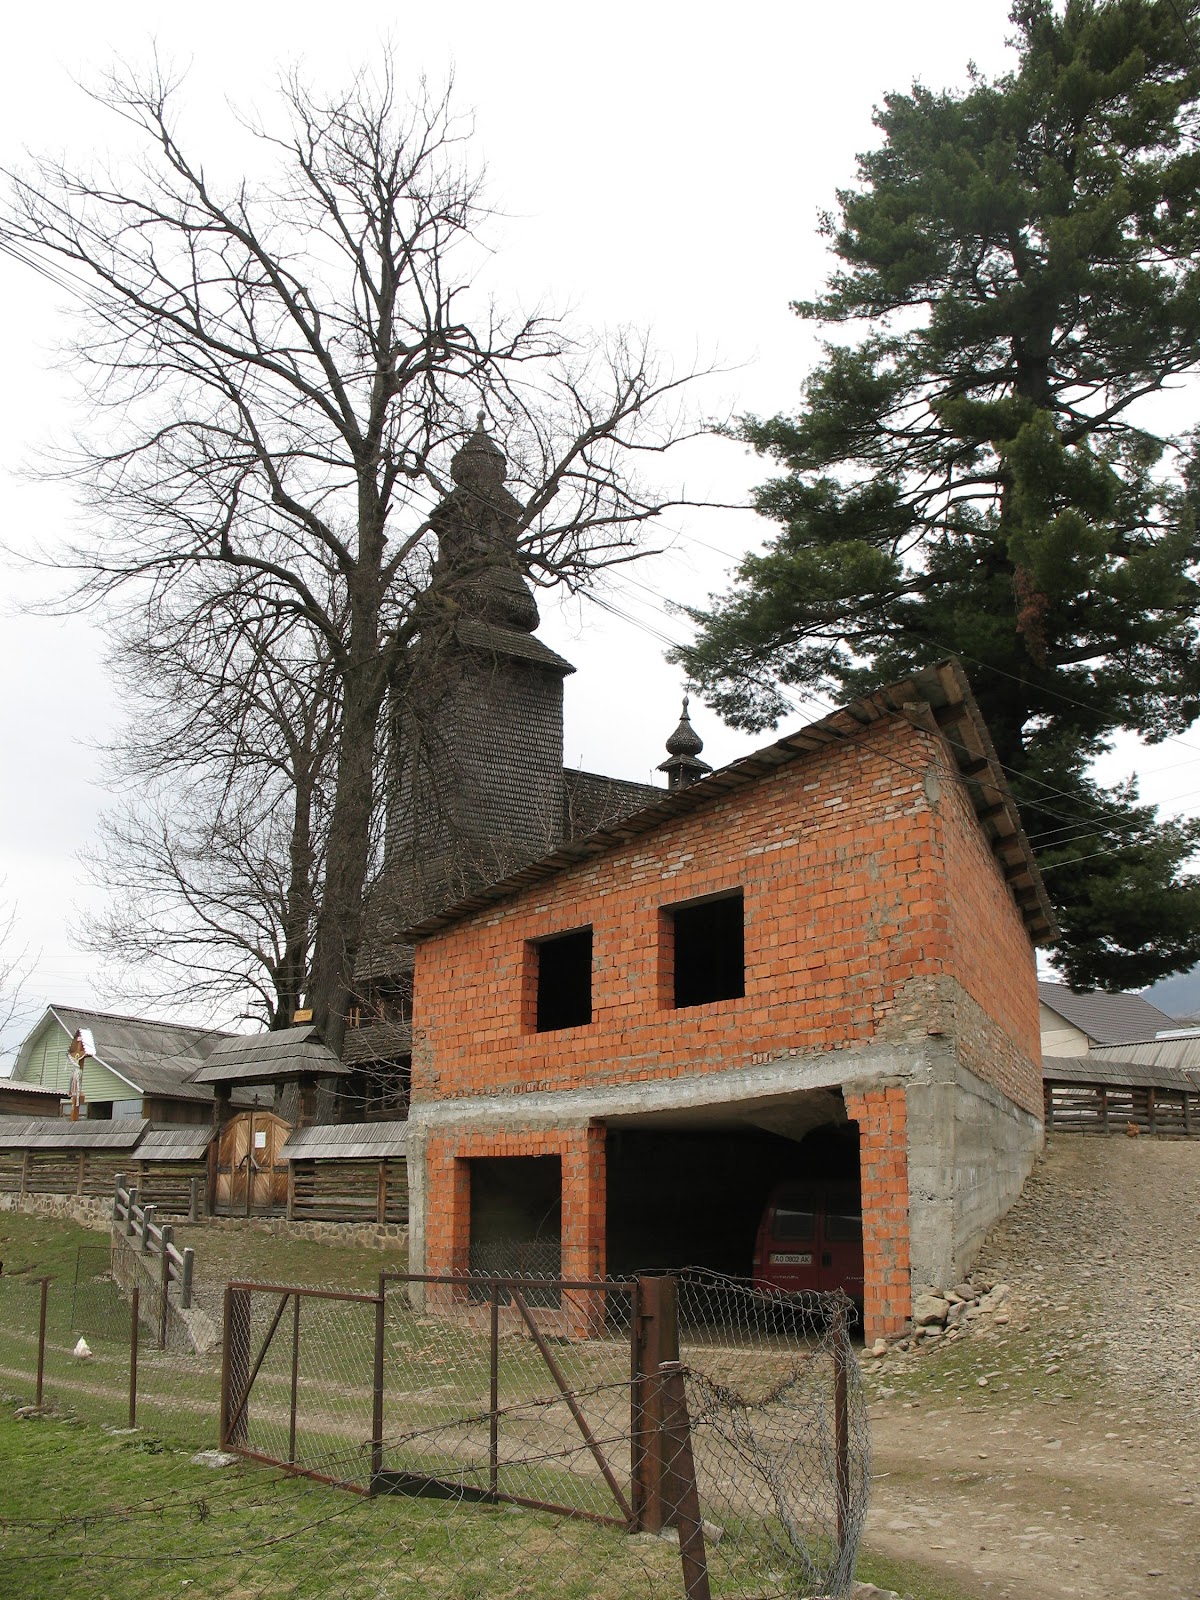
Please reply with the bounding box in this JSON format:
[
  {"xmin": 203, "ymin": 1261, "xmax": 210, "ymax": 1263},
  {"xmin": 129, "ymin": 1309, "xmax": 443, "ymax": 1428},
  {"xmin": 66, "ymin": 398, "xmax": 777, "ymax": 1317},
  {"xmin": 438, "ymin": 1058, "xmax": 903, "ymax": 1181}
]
[
  {"xmin": 1042, "ymin": 1054, "xmax": 1199, "ymax": 1092},
  {"xmin": 280, "ymin": 1121, "xmax": 409, "ymax": 1161},
  {"xmin": 137, "ymin": 1126, "xmax": 214, "ymax": 1161},
  {"xmin": 407, "ymin": 659, "xmax": 1056, "ymax": 943},
  {"xmin": 0, "ymin": 1115, "xmax": 148, "ymax": 1150},
  {"xmin": 1038, "ymin": 982, "xmax": 1176, "ymax": 1045},
  {"xmin": 190, "ymin": 1025, "xmax": 348, "ymax": 1086}
]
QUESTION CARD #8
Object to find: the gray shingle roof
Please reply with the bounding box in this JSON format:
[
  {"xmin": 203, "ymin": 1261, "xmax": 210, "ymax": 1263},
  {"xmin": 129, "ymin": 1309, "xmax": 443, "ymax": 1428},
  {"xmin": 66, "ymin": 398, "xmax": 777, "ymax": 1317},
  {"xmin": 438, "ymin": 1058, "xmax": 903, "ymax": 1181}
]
[
  {"xmin": 190, "ymin": 1025, "xmax": 347, "ymax": 1085},
  {"xmin": 0, "ymin": 1115, "xmax": 149, "ymax": 1150},
  {"xmin": 1038, "ymin": 982, "xmax": 1176, "ymax": 1046},
  {"xmin": 281, "ymin": 1121, "xmax": 409, "ymax": 1161},
  {"xmin": 137, "ymin": 1126, "xmax": 214, "ymax": 1161},
  {"xmin": 1087, "ymin": 1037, "xmax": 1200, "ymax": 1079},
  {"xmin": 16, "ymin": 1006, "xmax": 232, "ymax": 1102},
  {"xmin": 1042, "ymin": 1054, "xmax": 1198, "ymax": 1092},
  {"xmin": 562, "ymin": 769, "xmax": 662, "ymax": 840},
  {"xmin": 341, "ymin": 1022, "xmax": 412, "ymax": 1066}
]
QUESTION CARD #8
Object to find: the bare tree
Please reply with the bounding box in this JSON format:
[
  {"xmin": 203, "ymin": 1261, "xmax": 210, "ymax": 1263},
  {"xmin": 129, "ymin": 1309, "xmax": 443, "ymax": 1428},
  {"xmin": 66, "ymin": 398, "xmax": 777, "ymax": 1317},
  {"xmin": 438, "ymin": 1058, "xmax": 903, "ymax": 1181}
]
[
  {"xmin": 0, "ymin": 885, "xmax": 33, "ymax": 1060},
  {"xmin": 1, "ymin": 62, "xmax": 710, "ymax": 1051},
  {"xmin": 81, "ymin": 581, "xmax": 341, "ymax": 1028}
]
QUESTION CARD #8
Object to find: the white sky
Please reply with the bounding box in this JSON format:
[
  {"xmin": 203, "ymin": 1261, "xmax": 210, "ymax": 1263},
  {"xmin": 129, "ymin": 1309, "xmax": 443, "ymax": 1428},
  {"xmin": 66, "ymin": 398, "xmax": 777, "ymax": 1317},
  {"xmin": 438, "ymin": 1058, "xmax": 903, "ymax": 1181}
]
[{"xmin": 1, "ymin": 0, "xmax": 1196, "ymax": 1057}]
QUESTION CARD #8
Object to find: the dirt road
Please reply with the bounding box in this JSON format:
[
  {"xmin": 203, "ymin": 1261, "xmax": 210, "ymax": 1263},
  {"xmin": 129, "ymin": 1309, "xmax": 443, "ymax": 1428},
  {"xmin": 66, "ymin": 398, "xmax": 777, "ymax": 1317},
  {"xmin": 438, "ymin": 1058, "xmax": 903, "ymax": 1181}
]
[{"xmin": 862, "ymin": 1137, "xmax": 1200, "ymax": 1599}]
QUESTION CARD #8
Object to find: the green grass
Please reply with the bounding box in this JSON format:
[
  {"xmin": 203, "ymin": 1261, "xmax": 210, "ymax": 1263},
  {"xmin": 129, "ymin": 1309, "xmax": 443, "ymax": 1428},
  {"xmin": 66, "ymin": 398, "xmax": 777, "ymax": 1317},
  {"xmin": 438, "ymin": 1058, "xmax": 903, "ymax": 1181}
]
[{"xmin": 0, "ymin": 1210, "xmax": 107, "ymax": 1280}]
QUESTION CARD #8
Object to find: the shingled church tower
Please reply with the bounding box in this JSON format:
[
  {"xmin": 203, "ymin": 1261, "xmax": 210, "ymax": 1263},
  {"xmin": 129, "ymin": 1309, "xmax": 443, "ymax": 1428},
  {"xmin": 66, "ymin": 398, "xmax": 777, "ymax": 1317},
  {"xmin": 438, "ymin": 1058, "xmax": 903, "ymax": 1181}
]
[
  {"xmin": 345, "ymin": 419, "xmax": 664, "ymax": 1105},
  {"xmin": 384, "ymin": 419, "xmax": 577, "ymax": 931}
]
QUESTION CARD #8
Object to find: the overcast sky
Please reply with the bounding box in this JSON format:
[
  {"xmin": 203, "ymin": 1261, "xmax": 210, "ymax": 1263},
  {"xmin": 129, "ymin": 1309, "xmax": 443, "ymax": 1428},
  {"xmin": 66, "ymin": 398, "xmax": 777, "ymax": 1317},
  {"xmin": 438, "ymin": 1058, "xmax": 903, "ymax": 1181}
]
[{"xmin": 2, "ymin": 0, "xmax": 1196, "ymax": 1057}]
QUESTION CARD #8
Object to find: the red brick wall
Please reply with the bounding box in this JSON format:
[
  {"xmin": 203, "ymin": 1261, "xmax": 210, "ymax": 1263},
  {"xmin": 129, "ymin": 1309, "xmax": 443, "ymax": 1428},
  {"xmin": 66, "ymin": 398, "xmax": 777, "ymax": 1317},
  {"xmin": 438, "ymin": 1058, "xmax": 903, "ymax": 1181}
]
[
  {"xmin": 425, "ymin": 1125, "xmax": 606, "ymax": 1283},
  {"xmin": 413, "ymin": 717, "xmax": 1036, "ymax": 1105},
  {"xmin": 932, "ymin": 744, "xmax": 1043, "ymax": 1114},
  {"xmin": 845, "ymin": 1085, "xmax": 911, "ymax": 1337}
]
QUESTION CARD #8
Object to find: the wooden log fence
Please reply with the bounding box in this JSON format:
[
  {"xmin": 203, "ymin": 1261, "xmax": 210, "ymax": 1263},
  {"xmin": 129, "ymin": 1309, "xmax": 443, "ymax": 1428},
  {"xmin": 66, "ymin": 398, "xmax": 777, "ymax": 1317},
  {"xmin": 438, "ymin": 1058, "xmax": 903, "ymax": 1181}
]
[
  {"xmin": 113, "ymin": 1175, "xmax": 195, "ymax": 1315},
  {"xmin": 1043, "ymin": 1081, "xmax": 1199, "ymax": 1137}
]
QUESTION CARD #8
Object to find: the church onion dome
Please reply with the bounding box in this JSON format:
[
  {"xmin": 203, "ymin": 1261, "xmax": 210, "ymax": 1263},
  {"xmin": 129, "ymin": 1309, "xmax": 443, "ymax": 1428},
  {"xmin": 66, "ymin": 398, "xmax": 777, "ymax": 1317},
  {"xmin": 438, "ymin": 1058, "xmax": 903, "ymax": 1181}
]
[
  {"xmin": 657, "ymin": 694, "xmax": 714, "ymax": 791},
  {"xmin": 450, "ymin": 413, "xmax": 507, "ymax": 493}
]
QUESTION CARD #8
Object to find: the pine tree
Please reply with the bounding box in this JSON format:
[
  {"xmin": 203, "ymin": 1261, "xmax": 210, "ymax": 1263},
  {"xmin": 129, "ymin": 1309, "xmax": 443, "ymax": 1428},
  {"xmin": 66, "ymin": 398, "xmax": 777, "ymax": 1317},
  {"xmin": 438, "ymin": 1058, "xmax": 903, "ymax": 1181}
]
[{"xmin": 678, "ymin": 0, "xmax": 1200, "ymax": 989}]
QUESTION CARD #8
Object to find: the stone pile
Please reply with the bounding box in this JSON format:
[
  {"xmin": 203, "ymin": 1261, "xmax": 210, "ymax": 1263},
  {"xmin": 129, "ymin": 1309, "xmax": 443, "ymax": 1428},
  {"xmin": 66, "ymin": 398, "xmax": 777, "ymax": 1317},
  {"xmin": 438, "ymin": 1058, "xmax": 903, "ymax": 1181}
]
[{"xmin": 867, "ymin": 1277, "xmax": 1013, "ymax": 1358}]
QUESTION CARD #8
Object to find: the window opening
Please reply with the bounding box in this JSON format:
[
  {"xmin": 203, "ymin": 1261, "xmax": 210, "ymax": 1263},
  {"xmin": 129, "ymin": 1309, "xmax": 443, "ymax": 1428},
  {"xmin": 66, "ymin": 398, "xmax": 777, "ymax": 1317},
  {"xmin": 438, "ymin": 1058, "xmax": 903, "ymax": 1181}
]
[
  {"xmin": 534, "ymin": 927, "xmax": 593, "ymax": 1032},
  {"xmin": 668, "ymin": 890, "xmax": 744, "ymax": 1008}
]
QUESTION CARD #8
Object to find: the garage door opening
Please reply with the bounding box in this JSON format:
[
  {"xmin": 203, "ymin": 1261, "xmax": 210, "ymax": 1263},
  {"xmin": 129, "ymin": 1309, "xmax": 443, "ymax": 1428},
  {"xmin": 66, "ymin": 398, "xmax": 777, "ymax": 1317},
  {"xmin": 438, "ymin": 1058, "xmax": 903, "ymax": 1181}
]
[
  {"xmin": 468, "ymin": 1155, "xmax": 562, "ymax": 1280},
  {"xmin": 605, "ymin": 1117, "xmax": 860, "ymax": 1282}
]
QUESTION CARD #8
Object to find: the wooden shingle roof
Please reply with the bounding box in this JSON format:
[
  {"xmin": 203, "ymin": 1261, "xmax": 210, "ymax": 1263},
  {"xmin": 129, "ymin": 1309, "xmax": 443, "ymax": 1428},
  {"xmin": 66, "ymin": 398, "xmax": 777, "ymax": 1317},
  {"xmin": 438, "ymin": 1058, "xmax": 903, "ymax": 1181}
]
[
  {"xmin": 190, "ymin": 1025, "xmax": 347, "ymax": 1085},
  {"xmin": 280, "ymin": 1121, "xmax": 409, "ymax": 1161},
  {"xmin": 0, "ymin": 1116, "xmax": 148, "ymax": 1150}
]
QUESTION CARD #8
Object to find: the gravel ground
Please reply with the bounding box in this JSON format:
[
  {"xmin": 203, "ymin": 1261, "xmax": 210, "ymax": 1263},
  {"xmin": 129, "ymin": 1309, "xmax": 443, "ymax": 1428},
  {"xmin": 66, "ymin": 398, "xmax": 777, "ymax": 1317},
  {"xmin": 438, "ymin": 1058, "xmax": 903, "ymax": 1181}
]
[
  {"xmin": 975, "ymin": 1135, "xmax": 1200, "ymax": 1428},
  {"xmin": 860, "ymin": 1136, "xmax": 1200, "ymax": 1600}
]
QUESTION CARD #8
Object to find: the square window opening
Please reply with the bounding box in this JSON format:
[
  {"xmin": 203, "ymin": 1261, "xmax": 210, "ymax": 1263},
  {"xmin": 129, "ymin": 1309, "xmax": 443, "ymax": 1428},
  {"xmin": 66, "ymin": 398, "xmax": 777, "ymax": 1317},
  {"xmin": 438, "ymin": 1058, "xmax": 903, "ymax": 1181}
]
[
  {"xmin": 668, "ymin": 891, "xmax": 744, "ymax": 1009},
  {"xmin": 533, "ymin": 927, "xmax": 593, "ymax": 1032}
]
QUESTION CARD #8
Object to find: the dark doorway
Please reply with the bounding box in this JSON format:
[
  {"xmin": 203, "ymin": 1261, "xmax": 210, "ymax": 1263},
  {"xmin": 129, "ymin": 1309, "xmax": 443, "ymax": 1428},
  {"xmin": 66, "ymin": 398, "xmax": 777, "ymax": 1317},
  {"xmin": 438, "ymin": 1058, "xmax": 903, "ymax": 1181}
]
[{"xmin": 469, "ymin": 1155, "xmax": 562, "ymax": 1279}]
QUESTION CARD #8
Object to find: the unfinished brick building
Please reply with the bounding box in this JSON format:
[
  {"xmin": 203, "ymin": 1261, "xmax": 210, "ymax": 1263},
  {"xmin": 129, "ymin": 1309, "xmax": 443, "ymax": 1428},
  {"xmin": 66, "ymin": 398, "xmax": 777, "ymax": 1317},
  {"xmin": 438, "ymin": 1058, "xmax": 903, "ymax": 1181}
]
[{"xmin": 404, "ymin": 660, "xmax": 1053, "ymax": 1342}]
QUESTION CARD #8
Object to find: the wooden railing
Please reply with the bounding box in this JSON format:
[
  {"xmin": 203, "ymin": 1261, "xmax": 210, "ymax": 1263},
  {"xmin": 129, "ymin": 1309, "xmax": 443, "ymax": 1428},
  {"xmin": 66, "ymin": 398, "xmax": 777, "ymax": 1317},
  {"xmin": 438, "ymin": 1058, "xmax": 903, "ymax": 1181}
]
[{"xmin": 113, "ymin": 1174, "xmax": 196, "ymax": 1323}]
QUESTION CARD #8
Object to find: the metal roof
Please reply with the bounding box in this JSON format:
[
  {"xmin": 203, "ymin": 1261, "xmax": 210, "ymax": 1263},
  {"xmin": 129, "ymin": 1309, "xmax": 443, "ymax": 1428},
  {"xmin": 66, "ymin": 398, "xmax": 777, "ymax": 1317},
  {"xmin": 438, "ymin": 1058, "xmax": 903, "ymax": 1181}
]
[
  {"xmin": 0, "ymin": 1115, "xmax": 149, "ymax": 1150},
  {"xmin": 14, "ymin": 1006, "xmax": 230, "ymax": 1102},
  {"xmin": 137, "ymin": 1126, "xmax": 214, "ymax": 1161},
  {"xmin": 1087, "ymin": 1038, "xmax": 1200, "ymax": 1078},
  {"xmin": 190, "ymin": 1025, "xmax": 348, "ymax": 1085},
  {"xmin": 0, "ymin": 1078, "xmax": 64, "ymax": 1098},
  {"xmin": 407, "ymin": 660, "xmax": 1056, "ymax": 944},
  {"xmin": 1038, "ymin": 982, "xmax": 1176, "ymax": 1046},
  {"xmin": 1042, "ymin": 1054, "xmax": 1198, "ymax": 1092},
  {"xmin": 281, "ymin": 1121, "xmax": 410, "ymax": 1161}
]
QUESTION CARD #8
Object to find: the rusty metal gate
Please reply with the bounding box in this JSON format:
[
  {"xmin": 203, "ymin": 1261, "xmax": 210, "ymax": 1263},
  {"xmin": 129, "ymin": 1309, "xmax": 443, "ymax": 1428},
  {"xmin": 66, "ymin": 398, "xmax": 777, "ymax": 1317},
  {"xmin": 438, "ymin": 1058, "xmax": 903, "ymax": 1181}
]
[{"xmin": 218, "ymin": 1272, "xmax": 865, "ymax": 1599}]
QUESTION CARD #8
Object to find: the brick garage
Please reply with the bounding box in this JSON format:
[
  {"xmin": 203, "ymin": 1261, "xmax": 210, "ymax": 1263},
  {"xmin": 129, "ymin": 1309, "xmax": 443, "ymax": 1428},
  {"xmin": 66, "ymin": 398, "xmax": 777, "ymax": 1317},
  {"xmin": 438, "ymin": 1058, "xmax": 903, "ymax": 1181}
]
[{"xmin": 406, "ymin": 662, "xmax": 1051, "ymax": 1343}]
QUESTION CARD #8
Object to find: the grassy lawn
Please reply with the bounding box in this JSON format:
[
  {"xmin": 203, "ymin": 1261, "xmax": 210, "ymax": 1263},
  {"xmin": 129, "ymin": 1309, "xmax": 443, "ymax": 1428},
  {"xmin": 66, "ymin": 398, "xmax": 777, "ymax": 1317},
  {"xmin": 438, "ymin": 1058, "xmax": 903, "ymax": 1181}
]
[{"xmin": 0, "ymin": 1207, "xmax": 985, "ymax": 1599}]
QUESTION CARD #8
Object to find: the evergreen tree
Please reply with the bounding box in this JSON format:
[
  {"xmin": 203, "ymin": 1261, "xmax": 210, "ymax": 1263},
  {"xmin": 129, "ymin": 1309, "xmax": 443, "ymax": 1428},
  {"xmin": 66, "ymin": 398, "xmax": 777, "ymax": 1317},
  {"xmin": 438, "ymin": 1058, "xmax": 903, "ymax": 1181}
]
[{"xmin": 678, "ymin": 0, "xmax": 1200, "ymax": 990}]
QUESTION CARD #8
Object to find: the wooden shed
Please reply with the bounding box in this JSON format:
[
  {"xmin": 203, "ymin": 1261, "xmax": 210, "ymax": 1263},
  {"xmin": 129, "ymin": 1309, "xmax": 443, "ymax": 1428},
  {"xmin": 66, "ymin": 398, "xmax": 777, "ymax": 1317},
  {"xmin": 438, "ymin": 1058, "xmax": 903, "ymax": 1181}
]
[{"xmin": 282, "ymin": 1121, "xmax": 409, "ymax": 1225}]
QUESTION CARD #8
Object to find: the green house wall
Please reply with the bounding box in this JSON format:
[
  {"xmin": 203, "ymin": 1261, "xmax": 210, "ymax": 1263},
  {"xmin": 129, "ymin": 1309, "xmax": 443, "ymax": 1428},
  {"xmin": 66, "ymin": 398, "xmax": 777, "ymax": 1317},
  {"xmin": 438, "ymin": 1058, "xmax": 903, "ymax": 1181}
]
[{"xmin": 14, "ymin": 1015, "xmax": 138, "ymax": 1110}]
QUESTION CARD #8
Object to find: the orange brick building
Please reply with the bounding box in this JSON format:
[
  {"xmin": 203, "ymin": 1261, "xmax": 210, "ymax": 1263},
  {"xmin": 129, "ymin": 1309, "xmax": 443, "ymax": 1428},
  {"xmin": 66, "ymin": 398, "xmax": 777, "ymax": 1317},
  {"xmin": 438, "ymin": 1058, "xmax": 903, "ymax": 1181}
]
[{"xmin": 406, "ymin": 661, "xmax": 1052, "ymax": 1342}]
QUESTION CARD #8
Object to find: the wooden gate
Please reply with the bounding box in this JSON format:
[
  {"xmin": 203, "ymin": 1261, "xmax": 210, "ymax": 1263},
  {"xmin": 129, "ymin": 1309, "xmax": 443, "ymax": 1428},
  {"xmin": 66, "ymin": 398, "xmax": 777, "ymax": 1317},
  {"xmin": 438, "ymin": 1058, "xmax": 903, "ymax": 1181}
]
[{"xmin": 215, "ymin": 1111, "xmax": 291, "ymax": 1212}]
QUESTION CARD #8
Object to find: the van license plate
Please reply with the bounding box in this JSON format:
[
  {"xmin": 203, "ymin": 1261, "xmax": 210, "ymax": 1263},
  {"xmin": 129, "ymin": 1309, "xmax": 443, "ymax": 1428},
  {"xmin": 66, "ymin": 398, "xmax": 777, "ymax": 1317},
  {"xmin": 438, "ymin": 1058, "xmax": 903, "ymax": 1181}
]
[{"xmin": 771, "ymin": 1252, "xmax": 812, "ymax": 1265}]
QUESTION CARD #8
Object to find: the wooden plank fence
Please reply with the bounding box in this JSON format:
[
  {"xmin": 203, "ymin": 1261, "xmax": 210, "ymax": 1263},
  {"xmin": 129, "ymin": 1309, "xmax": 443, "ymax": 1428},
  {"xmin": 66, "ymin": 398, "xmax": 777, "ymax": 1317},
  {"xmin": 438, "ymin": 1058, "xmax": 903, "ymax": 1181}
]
[{"xmin": 1044, "ymin": 1081, "xmax": 1198, "ymax": 1136}]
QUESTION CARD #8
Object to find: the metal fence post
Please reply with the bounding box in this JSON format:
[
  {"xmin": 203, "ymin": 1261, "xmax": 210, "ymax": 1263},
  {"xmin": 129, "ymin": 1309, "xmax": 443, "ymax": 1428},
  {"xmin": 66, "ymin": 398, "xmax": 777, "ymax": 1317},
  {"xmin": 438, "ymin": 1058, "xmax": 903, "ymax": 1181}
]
[
  {"xmin": 658, "ymin": 1360, "xmax": 712, "ymax": 1600},
  {"xmin": 370, "ymin": 1273, "xmax": 386, "ymax": 1493},
  {"xmin": 288, "ymin": 1293, "xmax": 301, "ymax": 1466},
  {"xmin": 489, "ymin": 1278, "xmax": 500, "ymax": 1496},
  {"xmin": 129, "ymin": 1284, "xmax": 140, "ymax": 1429},
  {"xmin": 221, "ymin": 1284, "xmax": 251, "ymax": 1449},
  {"xmin": 35, "ymin": 1277, "xmax": 49, "ymax": 1408},
  {"xmin": 633, "ymin": 1273, "xmax": 679, "ymax": 1533},
  {"xmin": 834, "ymin": 1314, "xmax": 851, "ymax": 1552}
]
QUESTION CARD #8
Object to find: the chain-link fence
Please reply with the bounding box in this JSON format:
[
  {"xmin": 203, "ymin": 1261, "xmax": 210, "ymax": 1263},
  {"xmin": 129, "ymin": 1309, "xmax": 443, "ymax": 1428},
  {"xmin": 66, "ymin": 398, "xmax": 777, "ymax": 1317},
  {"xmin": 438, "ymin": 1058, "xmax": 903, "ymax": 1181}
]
[{"xmin": 0, "ymin": 1259, "xmax": 869, "ymax": 1599}]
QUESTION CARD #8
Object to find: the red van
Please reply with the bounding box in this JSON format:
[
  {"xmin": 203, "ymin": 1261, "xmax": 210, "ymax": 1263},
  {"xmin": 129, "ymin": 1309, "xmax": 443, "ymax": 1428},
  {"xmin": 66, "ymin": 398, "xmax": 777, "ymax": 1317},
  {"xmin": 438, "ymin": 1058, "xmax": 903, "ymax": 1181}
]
[{"xmin": 751, "ymin": 1180, "xmax": 864, "ymax": 1319}]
